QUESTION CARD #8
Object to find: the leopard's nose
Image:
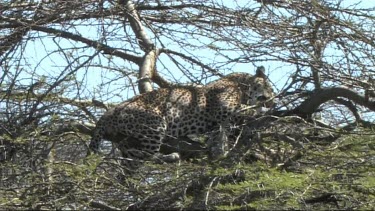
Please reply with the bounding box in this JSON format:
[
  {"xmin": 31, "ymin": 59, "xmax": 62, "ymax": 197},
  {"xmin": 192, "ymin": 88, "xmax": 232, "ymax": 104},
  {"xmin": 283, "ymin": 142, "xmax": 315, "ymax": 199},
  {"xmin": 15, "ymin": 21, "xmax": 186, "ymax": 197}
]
[
  {"xmin": 257, "ymin": 96, "xmax": 268, "ymax": 101},
  {"xmin": 257, "ymin": 95, "xmax": 274, "ymax": 108}
]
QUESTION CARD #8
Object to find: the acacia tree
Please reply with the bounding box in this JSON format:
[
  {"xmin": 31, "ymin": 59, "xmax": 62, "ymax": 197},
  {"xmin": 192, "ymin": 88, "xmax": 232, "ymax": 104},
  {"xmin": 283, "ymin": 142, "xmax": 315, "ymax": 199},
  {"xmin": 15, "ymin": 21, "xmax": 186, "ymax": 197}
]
[{"xmin": 1, "ymin": 0, "xmax": 374, "ymax": 209}]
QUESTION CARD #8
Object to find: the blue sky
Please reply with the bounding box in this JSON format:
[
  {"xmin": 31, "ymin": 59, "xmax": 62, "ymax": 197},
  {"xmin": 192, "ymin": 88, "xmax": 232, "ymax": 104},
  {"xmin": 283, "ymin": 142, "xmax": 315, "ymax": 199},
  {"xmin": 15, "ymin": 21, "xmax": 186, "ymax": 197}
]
[{"xmin": 11, "ymin": 0, "xmax": 375, "ymax": 105}]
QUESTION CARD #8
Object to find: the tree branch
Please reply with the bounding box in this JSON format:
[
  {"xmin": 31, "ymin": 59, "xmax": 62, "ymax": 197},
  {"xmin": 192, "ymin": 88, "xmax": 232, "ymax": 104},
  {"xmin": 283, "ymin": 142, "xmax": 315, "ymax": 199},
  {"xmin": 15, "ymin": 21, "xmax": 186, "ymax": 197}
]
[
  {"xmin": 161, "ymin": 48, "xmax": 222, "ymax": 77},
  {"xmin": 0, "ymin": 22, "xmax": 142, "ymax": 65},
  {"xmin": 0, "ymin": 28, "xmax": 28, "ymax": 57},
  {"xmin": 293, "ymin": 87, "xmax": 375, "ymax": 117},
  {"xmin": 119, "ymin": 0, "xmax": 160, "ymax": 93},
  {"xmin": 151, "ymin": 68, "xmax": 175, "ymax": 88},
  {"xmin": 121, "ymin": 0, "xmax": 155, "ymax": 51},
  {"xmin": 138, "ymin": 49, "xmax": 158, "ymax": 93},
  {"xmin": 26, "ymin": 25, "xmax": 142, "ymax": 65}
]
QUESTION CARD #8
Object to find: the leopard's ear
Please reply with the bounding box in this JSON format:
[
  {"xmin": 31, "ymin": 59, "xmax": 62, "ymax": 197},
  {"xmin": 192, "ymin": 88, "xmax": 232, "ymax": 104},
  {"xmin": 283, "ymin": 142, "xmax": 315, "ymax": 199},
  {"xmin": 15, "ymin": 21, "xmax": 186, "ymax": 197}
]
[{"xmin": 256, "ymin": 66, "xmax": 267, "ymax": 79}]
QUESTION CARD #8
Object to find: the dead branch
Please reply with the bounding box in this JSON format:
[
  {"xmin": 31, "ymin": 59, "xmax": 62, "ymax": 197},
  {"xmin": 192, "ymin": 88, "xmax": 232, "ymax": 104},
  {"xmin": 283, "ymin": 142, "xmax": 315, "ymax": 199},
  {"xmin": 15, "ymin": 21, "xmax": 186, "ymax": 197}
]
[{"xmin": 293, "ymin": 87, "xmax": 375, "ymax": 117}]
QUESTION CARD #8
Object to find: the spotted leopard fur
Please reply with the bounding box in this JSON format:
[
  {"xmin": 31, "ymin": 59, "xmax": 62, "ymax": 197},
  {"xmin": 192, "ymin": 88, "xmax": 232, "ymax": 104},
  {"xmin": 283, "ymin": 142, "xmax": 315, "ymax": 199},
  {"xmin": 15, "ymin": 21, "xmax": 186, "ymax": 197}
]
[{"xmin": 89, "ymin": 67, "xmax": 274, "ymax": 169}]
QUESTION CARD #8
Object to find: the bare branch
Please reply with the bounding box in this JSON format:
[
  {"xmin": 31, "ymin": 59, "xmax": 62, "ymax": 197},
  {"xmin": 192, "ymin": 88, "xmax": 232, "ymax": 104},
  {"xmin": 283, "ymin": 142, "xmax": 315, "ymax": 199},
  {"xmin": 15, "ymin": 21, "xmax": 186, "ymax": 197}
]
[
  {"xmin": 120, "ymin": 0, "xmax": 155, "ymax": 51},
  {"xmin": 138, "ymin": 49, "xmax": 158, "ymax": 93},
  {"xmin": 294, "ymin": 87, "xmax": 375, "ymax": 117},
  {"xmin": 29, "ymin": 25, "xmax": 142, "ymax": 65}
]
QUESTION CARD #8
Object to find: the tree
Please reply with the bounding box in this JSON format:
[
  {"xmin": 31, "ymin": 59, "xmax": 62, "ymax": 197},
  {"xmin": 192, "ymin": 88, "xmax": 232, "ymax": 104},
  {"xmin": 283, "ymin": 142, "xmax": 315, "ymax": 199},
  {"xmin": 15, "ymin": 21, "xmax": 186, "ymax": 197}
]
[{"xmin": 0, "ymin": 0, "xmax": 374, "ymax": 209}]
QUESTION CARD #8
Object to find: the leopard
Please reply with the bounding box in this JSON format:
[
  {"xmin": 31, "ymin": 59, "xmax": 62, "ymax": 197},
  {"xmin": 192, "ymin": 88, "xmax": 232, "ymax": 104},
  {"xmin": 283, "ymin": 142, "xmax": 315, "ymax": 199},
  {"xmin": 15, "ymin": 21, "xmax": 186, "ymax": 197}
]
[{"xmin": 89, "ymin": 66, "xmax": 274, "ymax": 170}]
